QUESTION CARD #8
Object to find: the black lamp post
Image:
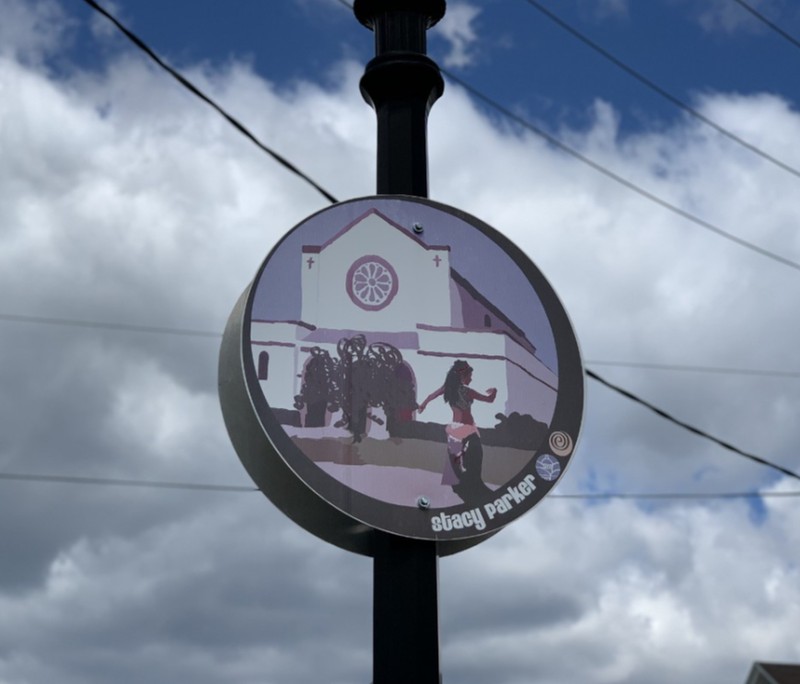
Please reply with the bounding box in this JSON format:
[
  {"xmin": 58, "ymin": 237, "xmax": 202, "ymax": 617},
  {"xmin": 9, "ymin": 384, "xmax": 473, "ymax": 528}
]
[
  {"xmin": 355, "ymin": 0, "xmax": 445, "ymax": 197},
  {"xmin": 354, "ymin": 2, "xmax": 446, "ymax": 682}
]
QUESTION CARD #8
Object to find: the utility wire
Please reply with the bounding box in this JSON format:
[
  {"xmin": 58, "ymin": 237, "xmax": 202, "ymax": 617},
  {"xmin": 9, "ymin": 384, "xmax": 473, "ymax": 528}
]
[
  {"xmin": 80, "ymin": 0, "xmax": 339, "ymax": 204},
  {"xmin": 586, "ymin": 368, "xmax": 800, "ymax": 482},
  {"xmin": 84, "ymin": 0, "xmax": 800, "ymax": 274},
  {"xmin": 3, "ymin": 314, "xmax": 800, "ymax": 486},
  {"xmin": 0, "ymin": 472, "xmax": 256, "ymax": 492},
  {"xmin": 3, "ymin": 471, "xmax": 799, "ymax": 501},
  {"xmin": 442, "ymin": 68, "xmax": 800, "ymax": 274},
  {"xmin": 522, "ymin": 0, "xmax": 800, "ymax": 180},
  {"xmin": 337, "ymin": 0, "xmax": 800, "ymax": 272},
  {"xmin": 6, "ymin": 311, "xmax": 799, "ymax": 487},
  {"xmin": 67, "ymin": 1, "xmax": 800, "ymax": 491},
  {"xmin": 731, "ymin": 0, "xmax": 800, "ymax": 51},
  {"xmin": 584, "ymin": 360, "xmax": 800, "ymax": 379},
  {"xmin": 4, "ymin": 312, "xmax": 800, "ymax": 379},
  {"xmin": 552, "ymin": 490, "xmax": 800, "ymax": 500},
  {"xmin": 0, "ymin": 312, "xmax": 220, "ymax": 338}
]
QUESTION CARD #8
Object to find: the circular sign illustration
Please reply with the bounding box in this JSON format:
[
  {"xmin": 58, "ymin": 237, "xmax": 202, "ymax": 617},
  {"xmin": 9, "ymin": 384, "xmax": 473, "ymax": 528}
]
[{"xmin": 219, "ymin": 196, "xmax": 583, "ymax": 555}]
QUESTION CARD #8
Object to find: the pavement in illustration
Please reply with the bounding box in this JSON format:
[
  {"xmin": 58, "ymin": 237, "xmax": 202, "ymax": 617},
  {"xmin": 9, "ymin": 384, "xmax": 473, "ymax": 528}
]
[{"xmin": 293, "ymin": 435, "xmax": 535, "ymax": 509}]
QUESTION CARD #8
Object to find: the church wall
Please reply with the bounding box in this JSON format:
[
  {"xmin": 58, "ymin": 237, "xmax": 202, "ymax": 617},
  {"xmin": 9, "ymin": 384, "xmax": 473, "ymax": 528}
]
[
  {"xmin": 505, "ymin": 360, "xmax": 557, "ymax": 425},
  {"xmin": 454, "ymin": 279, "xmax": 498, "ymax": 331},
  {"xmin": 252, "ymin": 343, "xmax": 298, "ymax": 410},
  {"xmin": 502, "ymin": 336, "xmax": 558, "ymax": 424},
  {"xmin": 300, "ymin": 250, "xmax": 320, "ymax": 324},
  {"xmin": 250, "ymin": 321, "xmax": 309, "ymax": 410},
  {"xmin": 303, "ymin": 213, "xmax": 451, "ymax": 332},
  {"xmin": 448, "ymin": 278, "xmax": 465, "ymax": 328},
  {"xmin": 452, "ymin": 278, "xmax": 526, "ymax": 346},
  {"xmin": 416, "ymin": 326, "xmax": 507, "ymax": 357},
  {"xmin": 250, "ymin": 322, "xmax": 557, "ymax": 429},
  {"xmin": 504, "ymin": 335, "xmax": 557, "ymax": 390},
  {"xmin": 251, "ymin": 320, "xmax": 306, "ymax": 345}
]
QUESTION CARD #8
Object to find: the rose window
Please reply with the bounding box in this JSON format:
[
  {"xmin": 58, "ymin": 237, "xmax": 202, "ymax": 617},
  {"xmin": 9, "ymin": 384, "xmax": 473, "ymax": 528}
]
[{"xmin": 346, "ymin": 255, "xmax": 398, "ymax": 311}]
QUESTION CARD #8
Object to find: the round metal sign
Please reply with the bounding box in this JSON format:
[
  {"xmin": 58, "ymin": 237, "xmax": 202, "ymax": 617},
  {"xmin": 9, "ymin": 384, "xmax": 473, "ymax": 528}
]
[{"xmin": 219, "ymin": 196, "xmax": 583, "ymax": 555}]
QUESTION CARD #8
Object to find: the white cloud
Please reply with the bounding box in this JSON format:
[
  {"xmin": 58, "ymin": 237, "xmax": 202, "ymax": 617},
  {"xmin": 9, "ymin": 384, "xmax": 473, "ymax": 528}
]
[
  {"xmin": 432, "ymin": 1, "xmax": 482, "ymax": 68},
  {"xmin": 2, "ymin": 1, "xmax": 800, "ymax": 683},
  {"xmin": 0, "ymin": 0, "xmax": 72, "ymax": 63},
  {"xmin": 676, "ymin": 0, "xmax": 786, "ymax": 35}
]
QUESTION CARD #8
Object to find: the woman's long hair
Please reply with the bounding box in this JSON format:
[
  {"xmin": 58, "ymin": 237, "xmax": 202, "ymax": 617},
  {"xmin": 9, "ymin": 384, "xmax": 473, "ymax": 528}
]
[{"xmin": 443, "ymin": 360, "xmax": 472, "ymax": 406}]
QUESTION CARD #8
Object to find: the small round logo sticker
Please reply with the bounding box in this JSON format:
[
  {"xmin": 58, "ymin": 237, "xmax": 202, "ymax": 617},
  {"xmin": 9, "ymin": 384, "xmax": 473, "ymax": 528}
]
[
  {"xmin": 548, "ymin": 431, "xmax": 574, "ymax": 457},
  {"xmin": 535, "ymin": 454, "xmax": 562, "ymax": 481}
]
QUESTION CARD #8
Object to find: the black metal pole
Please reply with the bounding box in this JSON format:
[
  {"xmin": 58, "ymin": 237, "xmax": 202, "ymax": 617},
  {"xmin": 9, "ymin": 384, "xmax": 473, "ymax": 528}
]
[
  {"xmin": 355, "ymin": 0, "xmax": 445, "ymax": 197},
  {"xmin": 354, "ymin": 2, "xmax": 446, "ymax": 683}
]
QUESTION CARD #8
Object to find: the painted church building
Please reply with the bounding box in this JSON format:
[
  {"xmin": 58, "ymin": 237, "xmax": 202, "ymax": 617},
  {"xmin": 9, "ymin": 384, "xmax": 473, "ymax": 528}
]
[{"xmin": 250, "ymin": 209, "xmax": 558, "ymax": 432}]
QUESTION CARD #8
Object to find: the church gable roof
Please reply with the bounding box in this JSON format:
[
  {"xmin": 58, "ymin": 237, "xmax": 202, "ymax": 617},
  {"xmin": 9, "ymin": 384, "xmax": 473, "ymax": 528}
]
[{"xmin": 301, "ymin": 208, "xmax": 449, "ymax": 254}]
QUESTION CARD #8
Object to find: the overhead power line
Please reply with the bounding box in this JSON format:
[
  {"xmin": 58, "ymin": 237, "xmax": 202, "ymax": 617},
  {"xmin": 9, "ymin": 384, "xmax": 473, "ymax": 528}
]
[
  {"xmin": 584, "ymin": 360, "xmax": 800, "ymax": 379},
  {"xmin": 5, "ymin": 313, "xmax": 800, "ymax": 379},
  {"xmin": 2, "ymin": 471, "xmax": 798, "ymax": 501},
  {"xmin": 441, "ymin": 68, "xmax": 800, "ymax": 274},
  {"xmin": 553, "ymin": 490, "xmax": 800, "ymax": 500},
  {"xmin": 338, "ymin": 0, "xmax": 800, "ymax": 272},
  {"xmin": 0, "ymin": 312, "xmax": 221, "ymax": 338},
  {"xmin": 586, "ymin": 368, "xmax": 800, "ymax": 482},
  {"xmin": 84, "ymin": 0, "xmax": 800, "ymax": 274},
  {"xmin": 0, "ymin": 472, "xmax": 256, "ymax": 492},
  {"xmin": 70, "ymin": 2, "xmax": 800, "ymax": 491},
  {"xmin": 522, "ymin": 0, "xmax": 800, "ymax": 180},
  {"xmin": 731, "ymin": 0, "xmax": 800, "ymax": 50},
  {"xmin": 80, "ymin": 0, "xmax": 339, "ymax": 204},
  {"xmin": 5, "ymin": 308, "xmax": 796, "ymax": 485}
]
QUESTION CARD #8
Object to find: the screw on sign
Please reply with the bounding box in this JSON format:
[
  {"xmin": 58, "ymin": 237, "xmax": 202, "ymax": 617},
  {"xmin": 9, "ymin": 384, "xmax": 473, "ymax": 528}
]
[{"xmin": 218, "ymin": 196, "xmax": 584, "ymax": 555}]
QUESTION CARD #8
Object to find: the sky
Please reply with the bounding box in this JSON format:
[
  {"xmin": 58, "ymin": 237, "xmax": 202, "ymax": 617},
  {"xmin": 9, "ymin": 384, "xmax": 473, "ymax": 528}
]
[{"xmin": 1, "ymin": 0, "xmax": 800, "ymax": 683}]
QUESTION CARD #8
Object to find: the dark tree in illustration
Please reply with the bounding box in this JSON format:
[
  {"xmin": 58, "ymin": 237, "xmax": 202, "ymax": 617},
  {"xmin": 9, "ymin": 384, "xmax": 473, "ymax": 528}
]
[
  {"xmin": 293, "ymin": 335, "xmax": 416, "ymax": 442},
  {"xmin": 293, "ymin": 347, "xmax": 338, "ymax": 428}
]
